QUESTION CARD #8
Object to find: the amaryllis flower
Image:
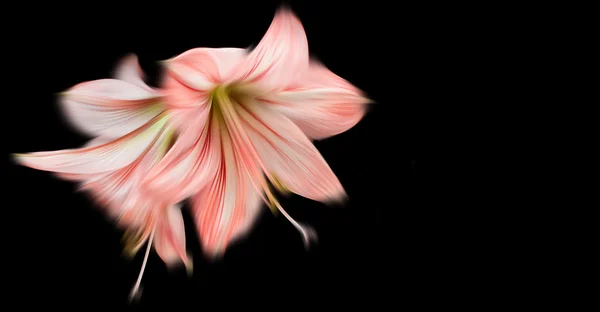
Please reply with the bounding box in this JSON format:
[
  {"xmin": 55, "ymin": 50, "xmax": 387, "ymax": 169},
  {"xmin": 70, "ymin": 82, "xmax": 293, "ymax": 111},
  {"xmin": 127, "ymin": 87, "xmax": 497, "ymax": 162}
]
[
  {"xmin": 12, "ymin": 55, "xmax": 191, "ymax": 299},
  {"xmin": 12, "ymin": 7, "xmax": 371, "ymax": 301},
  {"xmin": 142, "ymin": 8, "xmax": 371, "ymax": 258}
]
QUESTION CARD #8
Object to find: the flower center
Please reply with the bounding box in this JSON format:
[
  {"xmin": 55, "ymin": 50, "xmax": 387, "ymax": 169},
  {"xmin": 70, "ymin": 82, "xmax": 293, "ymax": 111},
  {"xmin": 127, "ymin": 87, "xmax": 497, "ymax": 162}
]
[
  {"xmin": 210, "ymin": 84, "xmax": 248, "ymax": 110},
  {"xmin": 206, "ymin": 84, "xmax": 317, "ymax": 249}
]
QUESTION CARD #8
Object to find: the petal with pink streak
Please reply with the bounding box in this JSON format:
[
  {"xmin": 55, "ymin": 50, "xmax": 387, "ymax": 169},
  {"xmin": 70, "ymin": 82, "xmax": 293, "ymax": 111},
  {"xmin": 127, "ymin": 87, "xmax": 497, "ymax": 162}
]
[
  {"xmin": 161, "ymin": 71, "xmax": 212, "ymax": 111},
  {"xmin": 113, "ymin": 54, "xmax": 154, "ymax": 92},
  {"xmin": 52, "ymin": 137, "xmax": 115, "ymax": 182},
  {"xmin": 60, "ymin": 78, "xmax": 164, "ymax": 138},
  {"xmin": 237, "ymin": 101, "xmax": 346, "ymax": 203},
  {"xmin": 160, "ymin": 71, "xmax": 214, "ymax": 144},
  {"xmin": 13, "ymin": 114, "xmax": 168, "ymax": 175},
  {"xmin": 232, "ymin": 8, "xmax": 309, "ymax": 93},
  {"xmin": 142, "ymin": 114, "xmax": 221, "ymax": 205},
  {"xmin": 83, "ymin": 136, "xmax": 113, "ymax": 148},
  {"xmin": 167, "ymin": 48, "xmax": 246, "ymax": 86},
  {"xmin": 191, "ymin": 130, "xmax": 263, "ymax": 258},
  {"xmin": 261, "ymin": 63, "xmax": 371, "ymax": 140},
  {"xmin": 228, "ymin": 182, "xmax": 263, "ymax": 245},
  {"xmin": 154, "ymin": 204, "xmax": 192, "ymax": 270},
  {"xmin": 162, "ymin": 48, "xmax": 246, "ymax": 111},
  {"xmin": 79, "ymin": 124, "xmax": 172, "ymax": 225}
]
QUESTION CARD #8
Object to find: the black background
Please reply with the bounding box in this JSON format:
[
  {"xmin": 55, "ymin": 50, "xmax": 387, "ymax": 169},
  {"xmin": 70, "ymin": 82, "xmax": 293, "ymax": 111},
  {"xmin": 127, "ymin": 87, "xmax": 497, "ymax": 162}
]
[
  {"xmin": 1, "ymin": 0, "xmax": 449, "ymax": 307},
  {"xmin": 2, "ymin": 1, "xmax": 571, "ymax": 306}
]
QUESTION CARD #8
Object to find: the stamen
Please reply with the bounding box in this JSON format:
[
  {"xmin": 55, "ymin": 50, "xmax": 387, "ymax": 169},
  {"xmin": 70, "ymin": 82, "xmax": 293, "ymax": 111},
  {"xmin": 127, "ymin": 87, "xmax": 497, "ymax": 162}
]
[
  {"xmin": 270, "ymin": 174, "xmax": 290, "ymax": 195},
  {"xmin": 123, "ymin": 226, "xmax": 150, "ymax": 258},
  {"xmin": 129, "ymin": 226, "xmax": 156, "ymax": 302},
  {"xmin": 266, "ymin": 189, "xmax": 318, "ymax": 249},
  {"xmin": 158, "ymin": 128, "xmax": 177, "ymax": 156},
  {"xmin": 264, "ymin": 186, "xmax": 280, "ymax": 214}
]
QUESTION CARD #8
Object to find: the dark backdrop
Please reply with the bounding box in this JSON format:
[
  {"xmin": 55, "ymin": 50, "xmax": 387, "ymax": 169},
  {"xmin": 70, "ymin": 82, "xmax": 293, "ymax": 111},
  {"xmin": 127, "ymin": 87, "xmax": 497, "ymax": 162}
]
[{"xmin": 1, "ymin": 0, "xmax": 436, "ymax": 307}]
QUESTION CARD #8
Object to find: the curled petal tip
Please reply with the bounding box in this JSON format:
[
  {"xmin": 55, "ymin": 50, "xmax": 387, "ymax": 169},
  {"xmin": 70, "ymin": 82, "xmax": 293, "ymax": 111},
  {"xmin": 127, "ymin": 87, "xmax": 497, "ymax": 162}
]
[
  {"xmin": 320, "ymin": 194, "xmax": 348, "ymax": 207},
  {"xmin": 165, "ymin": 255, "xmax": 194, "ymax": 276},
  {"xmin": 339, "ymin": 190, "xmax": 350, "ymax": 201},
  {"xmin": 203, "ymin": 249, "xmax": 225, "ymax": 262},
  {"xmin": 11, "ymin": 153, "xmax": 26, "ymax": 164},
  {"xmin": 121, "ymin": 248, "xmax": 136, "ymax": 259},
  {"xmin": 158, "ymin": 58, "xmax": 174, "ymax": 65},
  {"xmin": 328, "ymin": 188, "xmax": 348, "ymax": 204},
  {"xmin": 362, "ymin": 96, "xmax": 375, "ymax": 104},
  {"xmin": 276, "ymin": 3, "xmax": 293, "ymax": 12},
  {"xmin": 185, "ymin": 259, "xmax": 194, "ymax": 277}
]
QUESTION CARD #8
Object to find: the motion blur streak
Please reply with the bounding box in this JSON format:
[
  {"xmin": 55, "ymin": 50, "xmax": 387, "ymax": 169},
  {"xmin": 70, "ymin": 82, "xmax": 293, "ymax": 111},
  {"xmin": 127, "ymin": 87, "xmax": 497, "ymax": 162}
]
[{"xmin": 12, "ymin": 7, "xmax": 372, "ymax": 301}]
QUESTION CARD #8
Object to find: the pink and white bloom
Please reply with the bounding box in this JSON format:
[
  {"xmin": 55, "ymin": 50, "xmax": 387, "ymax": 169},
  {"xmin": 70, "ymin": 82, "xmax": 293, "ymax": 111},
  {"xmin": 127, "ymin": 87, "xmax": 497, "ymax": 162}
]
[
  {"xmin": 13, "ymin": 7, "xmax": 371, "ymax": 301},
  {"xmin": 142, "ymin": 8, "xmax": 371, "ymax": 258},
  {"xmin": 13, "ymin": 55, "xmax": 191, "ymax": 299}
]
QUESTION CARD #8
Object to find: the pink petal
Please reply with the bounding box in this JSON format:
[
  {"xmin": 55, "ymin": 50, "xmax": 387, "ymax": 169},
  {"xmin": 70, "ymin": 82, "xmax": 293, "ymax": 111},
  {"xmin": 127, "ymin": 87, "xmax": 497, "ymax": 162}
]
[
  {"xmin": 60, "ymin": 78, "xmax": 164, "ymax": 138},
  {"xmin": 114, "ymin": 200, "xmax": 155, "ymax": 231},
  {"xmin": 216, "ymin": 89, "xmax": 272, "ymax": 191},
  {"xmin": 83, "ymin": 136, "xmax": 113, "ymax": 148},
  {"xmin": 228, "ymin": 183, "xmax": 263, "ymax": 245},
  {"xmin": 142, "ymin": 114, "xmax": 221, "ymax": 205},
  {"xmin": 166, "ymin": 48, "xmax": 246, "ymax": 87},
  {"xmin": 52, "ymin": 137, "xmax": 114, "ymax": 182},
  {"xmin": 154, "ymin": 204, "xmax": 191, "ymax": 269},
  {"xmin": 80, "ymin": 124, "xmax": 172, "ymax": 224},
  {"xmin": 191, "ymin": 131, "xmax": 263, "ymax": 258},
  {"xmin": 260, "ymin": 63, "xmax": 370, "ymax": 140},
  {"xmin": 232, "ymin": 8, "xmax": 309, "ymax": 93},
  {"xmin": 13, "ymin": 114, "xmax": 169, "ymax": 175},
  {"xmin": 237, "ymin": 101, "xmax": 346, "ymax": 203},
  {"xmin": 161, "ymin": 71, "xmax": 212, "ymax": 111},
  {"xmin": 160, "ymin": 72, "xmax": 215, "ymax": 141},
  {"xmin": 113, "ymin": 54, "xmax": 154, "ymax": 92},
  {"xmin": 161, "ymin": 48, "xmax": 246, "ymax": 110},
  {"xmin": 165, "ymin": 54, "xmax": 218, "ymax": 92}
]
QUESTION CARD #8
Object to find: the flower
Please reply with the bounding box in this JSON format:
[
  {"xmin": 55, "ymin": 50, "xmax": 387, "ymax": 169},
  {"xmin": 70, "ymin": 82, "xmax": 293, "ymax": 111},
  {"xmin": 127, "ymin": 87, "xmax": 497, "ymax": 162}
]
[
  {"xmin": 142, "ymin": 8, "xmax": 371, "ymax": 258},
  {"xmin": 13, "ymin": 7, "xmax": 371, "ymax": 301},
  {"xmin": 12, "ymin": 55, "xmax": 191, "ymax": 299}
]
